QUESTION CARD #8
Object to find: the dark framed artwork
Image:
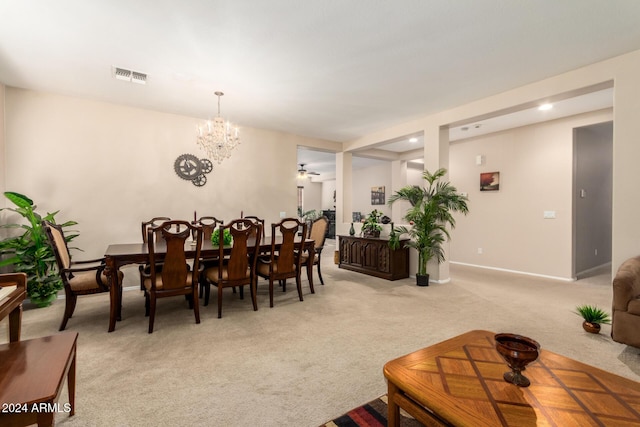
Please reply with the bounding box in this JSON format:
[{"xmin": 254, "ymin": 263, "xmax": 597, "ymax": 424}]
[
  {"xmin": 371, "ymin": 186, "xmax": 385, "ymax": 205},
  {"xmin": 480, "ymin": 172, "xmax": 500, "ymax": 191}
]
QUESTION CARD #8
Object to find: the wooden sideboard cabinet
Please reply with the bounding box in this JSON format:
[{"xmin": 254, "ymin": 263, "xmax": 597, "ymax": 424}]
[{"xmin": 338, "ymin": 235, "xmax": 409, "ymax": 280}]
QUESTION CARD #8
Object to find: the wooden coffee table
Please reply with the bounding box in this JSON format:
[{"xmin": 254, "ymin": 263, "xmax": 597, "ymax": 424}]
[{"xmin": 384, "ymin": 330, "xmax": 640, "ymax": 426}]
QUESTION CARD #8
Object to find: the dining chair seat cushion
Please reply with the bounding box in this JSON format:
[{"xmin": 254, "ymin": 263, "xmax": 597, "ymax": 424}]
[
  {"xmin": 204, "ymin": 266, "xmax": 250, "ymax": 283},
  {"xmin": 69, "ymin": 270, "xmax": 120, "ymax": 292},
  {"xmin": 257, "ymin": 261, "xmax": 295, "ymax": 276},
  {"xmin": 299, "ymin": 253, "xmax": 319, "ymax": 264},
  {"xmin": 143, "ymin": 273, "xmax": 195, "ymax": 291}
]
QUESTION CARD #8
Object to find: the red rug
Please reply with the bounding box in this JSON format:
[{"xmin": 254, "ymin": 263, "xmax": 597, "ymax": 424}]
[{"xmin": 320, "ymin": 395, "xmax": 424, "ymax": 427}]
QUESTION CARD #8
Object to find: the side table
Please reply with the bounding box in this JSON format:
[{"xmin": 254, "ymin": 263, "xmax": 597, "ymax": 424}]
[{"xmin": 0, "ymin": 332, "xmax": 78, "ymax": 427}]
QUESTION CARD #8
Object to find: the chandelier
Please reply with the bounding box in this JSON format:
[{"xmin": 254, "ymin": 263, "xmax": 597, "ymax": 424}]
[{"xmin": 196, "ymin": 91, "xmax": 240, "ymax": 164}]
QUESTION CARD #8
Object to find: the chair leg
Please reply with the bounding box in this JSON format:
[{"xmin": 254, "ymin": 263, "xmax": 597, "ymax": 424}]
[
  {"xmin": 250, "ymin": 280, "xmax": 258, "ymax": 311},
  {"xmin": 239, "ymin": 285, "xmax": 244, "ymax": 299},
  {"xmin": 148, "ymin": 294, "xmax": 156, "ymax": 333},
  {"xmin": 269, "ymin": 278, "xmax": 275, "ymax": 308},
  {"xmin": 317, "ymin": 260, "xmax": 325, "ymax": 286},
  {"xmin": 296, "ymin": 275, "xmax": 304, "ymax": 302},
  {"xmin": 59, "ymin": 292, "xmax": 76, "ymax": 331},
  {"xmin": 193, "ymin": 288, "xmax": 200, "ymax": 324},
  {"xmin": 218, "ymin": 284, "xmax": 224, "ymax": 318},
  {"xmin": 205, "ymin": 282, "xmax": 210, "ymax": 306}
]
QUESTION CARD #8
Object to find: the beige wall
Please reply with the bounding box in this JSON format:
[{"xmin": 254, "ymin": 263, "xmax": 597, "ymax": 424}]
[
  {"xmin": 345, "ymin": 48, "xmax": 640, "ymax": 279},
  {"xmin": 0, "ymin": 83, "xmax": 5, "ymax": 206},
  {"xmin": 449, "ymin": 109, "xmax": 612, "ymax": 279},
  {"xmin": 3, "ymin": 88, "xmax": 332, "ymax": 261}
]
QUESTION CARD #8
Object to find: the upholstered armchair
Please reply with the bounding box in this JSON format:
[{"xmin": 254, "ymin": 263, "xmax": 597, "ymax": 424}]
[{"xmin": 612, "ymin": 256, "xmax": 640, "ymax": 348}]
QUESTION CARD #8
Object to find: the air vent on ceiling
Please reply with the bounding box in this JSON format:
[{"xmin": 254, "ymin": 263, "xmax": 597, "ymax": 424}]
[{"xmin": 112, "ymin": 66, "xmax": 147, "ymax": 85}]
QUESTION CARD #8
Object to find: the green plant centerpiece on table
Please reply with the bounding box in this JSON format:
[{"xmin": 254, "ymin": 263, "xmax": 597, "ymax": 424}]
[
  {"xmin": 361, "ymin": 209, "xmax": 383, "ymax": 238},
  {"xmin": 211, "ymin": 228, "xmax": 233, "ymax": 246},
  {"xmin": 0, "ymin": 191, "xmax": 77, "ymax": 306},
  {"xmin": 574, "ymin": 304, "xmax": 611, "ymax": 334},
  {"xmin": 388, "ymin": 168, "xmax": 469, "ymax": 286}
]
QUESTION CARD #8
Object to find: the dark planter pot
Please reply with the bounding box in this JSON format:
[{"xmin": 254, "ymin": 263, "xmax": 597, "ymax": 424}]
[
  {"xmin": 582, "ymin": 321, "xmax": 601, "ymax": 334},
  {"xmin": 416, "ymin": 274, "xmax": 430, "ymax": 287}
]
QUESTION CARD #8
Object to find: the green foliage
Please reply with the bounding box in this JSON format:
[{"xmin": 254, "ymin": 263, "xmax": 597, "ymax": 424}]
[
  {"xmin": 211, "ymin": 228, "xmax": 233, "ymax": 246},
  {"xmin": 300, "ymin": 209, "xmax": 321, "ymax": 221},
  {"xmin": 574, "ymin": 304, "xmax": 611, "ymax": 324},
  {"xmin": 388, "ymin": 168, "xmax": 469, "ymax": 276},
  {"xmin": 361, "ymin": 209, "xmax": 382, "ymax": 235},
  {"xmin": 0, "ymin": 191, "xmax": 77, "ymax": 299}
]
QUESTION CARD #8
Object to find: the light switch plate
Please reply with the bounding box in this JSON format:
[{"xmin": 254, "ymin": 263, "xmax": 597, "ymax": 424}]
[{"xmin": 543, "ymin": 211, "xmax": 556, "ymax": 219}]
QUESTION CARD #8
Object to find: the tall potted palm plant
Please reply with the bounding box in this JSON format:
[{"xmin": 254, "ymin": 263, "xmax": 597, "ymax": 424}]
[
  {"xmin": 0, "ymin": 192, "xmax": 77, "ymax": 306},
  {"xmin": 388, "ymin": 168, "xmax": 469, "ymax": 286}
]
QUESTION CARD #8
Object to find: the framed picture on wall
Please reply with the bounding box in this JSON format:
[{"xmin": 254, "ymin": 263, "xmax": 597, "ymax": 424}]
[
  {"xmin": 480, "ymin": 172, "xmax": 500, "ymax": 191},
  {"xmin": 371, "ymin": 186, "xmax": 385, "ymax": 205}
]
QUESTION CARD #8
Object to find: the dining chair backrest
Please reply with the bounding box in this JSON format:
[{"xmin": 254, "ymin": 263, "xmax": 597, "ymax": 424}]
[
  {"xmin": 218, "ymin": 219, "xmax": 262, "ymax": 282},
  {"xmin": 147, "ymin": 220, "xmax": 202, "ymax": 291},
  {"xmin": 141, "ymin": 217, "xmax": 171, "ymax": 243},
  {"xmin": 309, "ymin": 216, "xmax": 329, "ymax": 249},
  {"xmin": 270, "ymin": 218, "xmax": 307, "ymax": 275},
  {"xmin": 43, "ymin": 221, "xmax": 72, "ymax": 271},
  {"xmin": 243, "ymin": 215, "xmax": 266, "ymax": 238},
  {"xmin": 193, "ymin": 216, "xmax": 224, "ymax": 241}
]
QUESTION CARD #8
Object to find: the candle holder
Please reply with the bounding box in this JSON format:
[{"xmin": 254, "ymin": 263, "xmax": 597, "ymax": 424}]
[{"xmin": 494, "ymin": 333, "xmax": 540, "ymax": 387}]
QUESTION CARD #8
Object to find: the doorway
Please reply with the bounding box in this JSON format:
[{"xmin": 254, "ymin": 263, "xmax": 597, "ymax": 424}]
[{"xmin": 573, "ymin": 121, "xmax": 613, "ymax": 278}]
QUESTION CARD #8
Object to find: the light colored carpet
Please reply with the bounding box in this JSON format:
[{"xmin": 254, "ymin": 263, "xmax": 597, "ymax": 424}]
[{"xmin": 6, "ymin": 240, "xmax": 640, "ymax": 427}]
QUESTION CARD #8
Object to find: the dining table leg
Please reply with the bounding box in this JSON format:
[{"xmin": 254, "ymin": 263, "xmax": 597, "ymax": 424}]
[{"xmin": 105, "ymin": 257, "xmax": 120, "ymax": 332}]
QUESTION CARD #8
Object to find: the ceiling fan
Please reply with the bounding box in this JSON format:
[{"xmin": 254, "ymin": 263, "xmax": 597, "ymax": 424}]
[{"xmin": 298, "ymin": 163, "xmax": 320, "ymax": 179}]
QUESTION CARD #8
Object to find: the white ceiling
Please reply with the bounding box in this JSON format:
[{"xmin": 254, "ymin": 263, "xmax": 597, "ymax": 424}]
[{"xmin": 0, "ymin": 1, "xmax": 636, "ymax": 175}]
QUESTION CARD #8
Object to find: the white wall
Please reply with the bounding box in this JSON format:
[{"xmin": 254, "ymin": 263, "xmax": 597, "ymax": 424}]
[
  {"xmin": 321, "ymin": 180, "xmax": 336, "ymax": 211},
  {"xmin": 3, "ymin": 88, "xmax": 333, "ymax": 260},
  {"xmin": 449, "ymin": 109, "xmax": 612, "ymax": 279},
  {"xmin": 351, "ymin": 162, "xmax": 392, "ymax": 219}
]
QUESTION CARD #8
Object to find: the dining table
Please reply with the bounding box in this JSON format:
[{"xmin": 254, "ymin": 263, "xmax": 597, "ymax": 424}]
[{"xmin": 103, "ymin": 236, "xmax": 315, "ymax": 332}]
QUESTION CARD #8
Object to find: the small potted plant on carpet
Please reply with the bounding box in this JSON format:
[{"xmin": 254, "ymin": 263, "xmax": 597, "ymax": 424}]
[
  {"xmin": 574, "ymin": 304, "xmax": 611, "ymax": 334},
  {"xmin": 361, "ymin": 209, "xmax": 382, "ymax": 238},
  {"xmin": 0, "ymin": 191, "xmax": 77, "ymax": 306},
  {"xmin": 388, "ymin": 168, "xmax": 469, "ymax": 286}
]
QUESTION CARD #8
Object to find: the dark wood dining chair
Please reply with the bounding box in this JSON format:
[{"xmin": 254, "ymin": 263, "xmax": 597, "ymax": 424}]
[
  {"xmin": 43, "ymin": 220, "xmax": 123, "ymax": 331},
  {"xmin": 301, "ymin": 216, "xmax": 329, "ymax": 286},
  {"xmin": 139, "ymin": 217, "xmax": 171, "ymax": 290},
  {"xmin": 141, "ymin": 220, "xmax": 202, "ymax": 333},
  {"xmin": 192, "ymin": 216, "xmax": 224, "ymax": 299},
  {"xmin": 200, "ymin": 219, "xmax": 262, "ymax": 318},
  {"xmin": 243, "ymin": 215, "xmax": 266, "ymax": 238},
  {"xmin": 192, "ymin": 216, "xmax": 224, "ymax": 241},
  {"xmin": 257, "ymin": 218, "xmax": 307, "ymax": 307}
]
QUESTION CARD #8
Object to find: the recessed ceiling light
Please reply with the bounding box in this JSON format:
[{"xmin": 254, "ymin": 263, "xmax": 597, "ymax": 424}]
[
  {"xmin": 538, "ymin": 103, "xmax": 553, "ymax": 111},
  {"xmin": 409, "ymin": 137, "xmax": 418, "ymax": 143}
]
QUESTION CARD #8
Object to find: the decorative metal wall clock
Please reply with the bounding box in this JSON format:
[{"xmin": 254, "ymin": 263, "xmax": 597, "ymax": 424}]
[{"xmin": 174, "ymin": 154, "xmax": 213, "ymax": 187}]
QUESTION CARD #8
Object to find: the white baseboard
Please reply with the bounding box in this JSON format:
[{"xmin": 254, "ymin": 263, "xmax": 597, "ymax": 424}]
[{"xmin": 450, "ymin": 261, "xmax": 575, "ymax": 282}]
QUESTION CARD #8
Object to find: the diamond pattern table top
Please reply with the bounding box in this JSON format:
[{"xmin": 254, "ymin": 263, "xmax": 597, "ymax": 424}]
[{"xmin": 384, "ymin": 330, "xmax": 640, "ymax": 426}]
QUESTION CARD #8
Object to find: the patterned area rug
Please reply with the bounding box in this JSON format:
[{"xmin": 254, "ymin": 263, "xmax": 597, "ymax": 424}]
[{"xmin": 320, "ymin": 395, "xmax": 424, "ymax": 427}]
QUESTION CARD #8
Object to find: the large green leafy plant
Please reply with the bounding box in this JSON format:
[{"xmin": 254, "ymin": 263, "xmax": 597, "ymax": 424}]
[
  {"xmin": 388, "ymin": 168, "xmax": 469, "ymax": 277},
  {"xmin": 0, "ymin": 192, "xmax": 77, "ymax": 300}
]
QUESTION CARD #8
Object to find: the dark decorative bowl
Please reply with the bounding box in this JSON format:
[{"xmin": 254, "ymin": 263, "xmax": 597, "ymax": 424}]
[{"xmin": 495, "ymin": 333, "xmax": 541, "ymax": 387}]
